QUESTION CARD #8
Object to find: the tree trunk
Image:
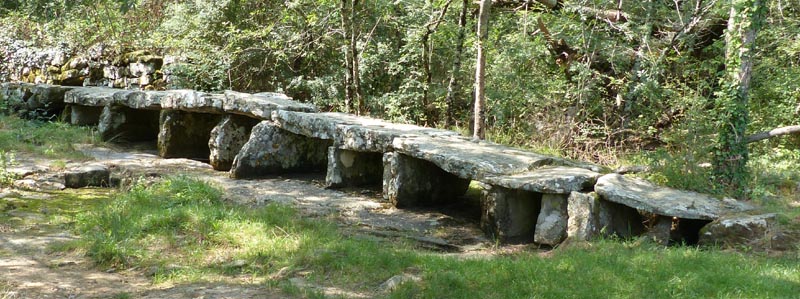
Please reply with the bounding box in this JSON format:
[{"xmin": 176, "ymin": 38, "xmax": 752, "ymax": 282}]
[
  {"xmin": 444, "ymin": 0, "xmax": 469, "ymax": 127},
  {"xmin": 712, "ymin": 0, "xmax": 766, "ymax": 199},
  {"xmin": 473, "ymin": 0, "xmax": 491, "ymax": 140},
  {"xmin": 421, "ymin": 0, "xmax": 453, "ymax": 124},
  {"xmin": 351, "ymin": 0, "xmax": 363, "ymax": 115},
  {"xmin": 341, "ymin": 0, "xmax": 354, "ymax": 113}
]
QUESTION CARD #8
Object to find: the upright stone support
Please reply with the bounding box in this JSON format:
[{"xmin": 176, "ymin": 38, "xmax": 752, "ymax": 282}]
[
  {"xmin": 597, "ymin": 200, "xmax": 645, "ymax": 238},
  {"xmin": 480, "ymin": 186, "xmax": 541, "ymax": 244},
  {"xmin": 534, "ymin": 193, "xmax": 569, "ymax": 245},
  {"xmin": 326, "ymin": 147, "xmax": 383, "ymax": 188},
  {"xmin": 208, "ymin": 115, "xmax": 260, "ymax": 171},
  {"xmin": 69, "ymin": 105, "xmax": 103, "ymax": 126},
  {"xmin": 98, "ymin": 105, "xmax": 160, "ymax": 142},
  {"xmin": 230, "ymin": 121, "xmax": 331, "ymax": 178},
  {"xmin": 382, "ymin": 152, "xmax": 470, "ymax": 208},
  {"xmin": 566, "ymin": 191, "xmax": 602, "ymax": 242},
  {"xmin": 158, "ymin": 110, "xmax": 221, "ymax": 159}
]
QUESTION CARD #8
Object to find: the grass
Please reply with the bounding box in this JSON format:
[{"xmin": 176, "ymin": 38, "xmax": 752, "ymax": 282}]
[
  {"xmin": 0, "ymin": 114, "xmax": 99, "ymax": 161},
  {"xmin": 64, "ymin": 175, "xmax": 800, "ymax": 298}
]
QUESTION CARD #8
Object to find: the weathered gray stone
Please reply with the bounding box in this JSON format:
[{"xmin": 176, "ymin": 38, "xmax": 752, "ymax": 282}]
[
  {"xmin": 380, "ymin": 274, "xmax": 422, "ymax": 292},
  {"xmin": 69, "ymin": 105, "xmax": 103, "ymax": 126},
  {"xmin": 595, "ymin": 174, "xmax": 754, "ymax": 220},
  {"xmin": 98, "ymin": 105, "xmax": 160, "ymax": 142},
  {"xmin": 224, "ymin": 91, "xmax": 315, "ymax": 119},
  {"xmin": 392, "ymin": 136, "xmax": 561, "ymax": 181},
  {"xmin": 480, "ymin": 186, "xmax": 541, "ymax": 243},
  {"xmin": 159, "ymin": 90, "xmax": 312, "ymax": 120},
  {"xmin": 645, "ymin": 215, "xmax": 675, "ymax": 245},
  {"xmin": 208, "ymin": 115, "xmax": 259, "ymax": 171},
  {"xmin": 382, "ymin": 152, "xmax": 470, "ymax": 208},
  {"xmin": 64, "ymin": 164, "xmax": 110, "ymax": 188},
  {"xmin": 597, "ymin": 200, "xmax": 646, "ymax": 238},
  {"xmin": 158, "ymin": 110, "xmax": 221, "ymax": 159},
  {"xmin": 566, "ymin": 192, "xmax": 601, "ymax": 241},
  {"xmin": 534, "ymin": 193, "xmax": 569, "ymax": 245},
  {"xmin": 64, "ymin": 87, "xmax": 117, "ymax": 107},
  {"xmin": 272, "ymin": 111, "xmax": 361, "ymax": 140},
  {"xmin": 325, "ymin": 147, "xmax": 383, "ymax": 188},
  {"xmin": 698, "ymin": 213, "xmax": 777, "ymax": 248},
  {"xmin": 230, "ymin": 121, "xmax": 331, "ymax": 178},
  {"xmin": 0, "ymin": 83, "xmax": 73, "ymax": 117},
  {"xmin": 484, "ymin": 166, "xmax": 600, "ymax": 194}
]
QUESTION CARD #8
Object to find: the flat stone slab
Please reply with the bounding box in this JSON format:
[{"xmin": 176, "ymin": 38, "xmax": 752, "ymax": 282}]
[
  {"xmin": 595, "ymin": 174, "xmax": 754, "ymax": 220},
  {"xmin": 391, "ymin": 136, "xmax": 565, "ymax": 181},
  {"xmin": 64, "ymin": 87, "xmax": 119, "ymax": 107},
  {"xmin": 272, "ymin": 111, "xmax": 458, "ymax": 151},
  {"xmin": 160, "ymin": 90, "xmax": 314, "ymax": 120},
  {"xmin": 483, "ymin": 166, "xmax": 601, "ymax": 194}
]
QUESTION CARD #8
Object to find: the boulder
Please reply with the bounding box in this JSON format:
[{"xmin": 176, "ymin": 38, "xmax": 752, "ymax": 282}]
[
  {"xmin": 230, "ymin": 121, "xmax": 331, "ymax": 178},
  {"xmin": 208, "ymin": 115, "xmax": 259, "ymax": 171},
  {"xmin": 698, "ymin": 213, "xmax": 777, "ymax": 248},
  {"xmin": 64, "ymin": 164, "xmax": 110, "ymax": 188},
  {"xmin": 595, "ymin": 174, "xmax": 754, "ymax": 220},
  {"xmin": 534, "ymin": 193, "xmax": 569, "ymax": 245}
]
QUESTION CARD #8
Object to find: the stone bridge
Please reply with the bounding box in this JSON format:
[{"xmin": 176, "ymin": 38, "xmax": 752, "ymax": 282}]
[{"xmin": 1, "ymin": 82, "xmax": 763, "ymax": 247}]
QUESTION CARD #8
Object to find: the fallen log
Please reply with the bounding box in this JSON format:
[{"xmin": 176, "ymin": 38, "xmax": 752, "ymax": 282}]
[{"xmin": 746, "ymin": 125, "xmax": 800, "ymax": 143}]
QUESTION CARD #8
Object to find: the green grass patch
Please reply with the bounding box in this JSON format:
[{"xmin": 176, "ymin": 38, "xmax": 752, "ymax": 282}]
[
  {"xmin": 67, "ymin": 176, "xmax": 800, "ymax": 298},
  {"xmin": 0, "ymin": 114, "xmax": 99, "ymax": 160}
]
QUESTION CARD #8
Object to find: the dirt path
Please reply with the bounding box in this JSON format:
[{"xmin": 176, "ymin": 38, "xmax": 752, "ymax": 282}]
[{"xmin": 1, "ymin": 145, "xmax": 491, "ymax": 298}]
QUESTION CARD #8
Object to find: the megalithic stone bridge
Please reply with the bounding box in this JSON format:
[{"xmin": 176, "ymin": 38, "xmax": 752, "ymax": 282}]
[{"xmin": 0, "ymin": 82, "xmax": 760, "ymax": 246}]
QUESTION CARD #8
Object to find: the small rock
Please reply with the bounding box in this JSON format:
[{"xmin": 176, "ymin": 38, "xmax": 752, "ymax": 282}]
[
  {"xmin": 64, "ymin": 164, "xmax": 110, "ymax": 188},
  {"xmin": 379, "ymin": 274, "xmax": 422, "ymax": 292}
]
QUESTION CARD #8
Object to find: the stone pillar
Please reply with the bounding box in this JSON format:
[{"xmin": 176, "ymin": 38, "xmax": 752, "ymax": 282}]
[
  {"xmin": 382, "ymin": 152, "xmax": 470, "ymax": 208},
  {"xmin": 158, "ymin": 110, "xmax": 221, "ymax": 159},
  {"xmin": 597, "ymin": 200, "xmax": 645, "ymax": 238},
  {"xmin": 326, "ymin": 147, "xmax": 383, "ymax": 188},
  {"xmin": 230, "ymin": 121, "xmax": 331, "ymax": 178},
  {"xmin": 208, "ymin": 115, "xmax": 259, "ymax": 171},
  {"xmin": 480, "ymin": 186, "xmax": 541, "ymax": 244},
  {"xmin": 98, "ymin": 105, "xmax": 160, "ymax": 142},
  {"xmin": 566, "ymin": 191, "xmax": 602, "ymax": 242},
  {"xmin": 645, "ymin": 215, "xmax": 675, "ymax": 245},
  {"xmin": 534, "ymin": 193, "xmax": 569, "ymax": 245},
  {"xmin": 69, "ymin": 105, "xmax": 103, "ymax": 126}
]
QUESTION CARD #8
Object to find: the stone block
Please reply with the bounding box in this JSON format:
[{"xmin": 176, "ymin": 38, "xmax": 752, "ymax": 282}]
[
  {"xmin": 208, "ymin": 115, "xmax": 259, "ymax": 171},
  {"xmin": 64, "ymin": 164, "xmax": 110, "ymax": 188},
  {"xmin": 69, "ymin": 105, "xmax": 103, "ymax": 126},
  {"xmin": 98, "ymin": 105, "xmax": 160, "ymax": 142},
  {"xmin": 480, "ymin": 186, "xmax": 541, "ymax": 244},
  {"xmin": 382, "ymin": 152, "xmax": 470, "ymax": 208},
  {"xmin": 566, "ymin": 191, "xmax": 601, "ymax": 242},
  {"xmin": 158, "ymin": 110, "xmax": 222, "ymax": 160},
  {"xmin": 230, "ymin": 121, "xmax": 331, "ymax": 178},
  {"xmin": 326, "ymin": 147, "xmax": 383, "ymax": 188},
  {"xmin": 534, "ymin": 193, "xmax": 569, "ymax": 245},
  {"xmin": 699, "ymin": 213, "xmax": 777, "ymax": 248}
]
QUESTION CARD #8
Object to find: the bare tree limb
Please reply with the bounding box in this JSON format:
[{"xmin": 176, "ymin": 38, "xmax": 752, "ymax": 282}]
[{"xmin": 746, "ymin": 125, "xmax": 800, "ymax": 143}]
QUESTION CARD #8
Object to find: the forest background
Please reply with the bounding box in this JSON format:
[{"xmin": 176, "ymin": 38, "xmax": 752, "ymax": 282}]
[{"xmin": 1, "ymin": 0, "xmax": 799, "ymax": 201}]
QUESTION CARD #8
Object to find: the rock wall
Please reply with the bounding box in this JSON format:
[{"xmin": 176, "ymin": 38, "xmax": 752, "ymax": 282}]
[{"xmin": 0, "ymin": 40, "xmax": 170, "ymax": 90}]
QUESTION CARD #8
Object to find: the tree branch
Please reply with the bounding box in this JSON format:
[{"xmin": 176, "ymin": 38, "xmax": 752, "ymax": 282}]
[{"xmin": 746, "ymin": 125, "xmax": 800, "ymax": 143}]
